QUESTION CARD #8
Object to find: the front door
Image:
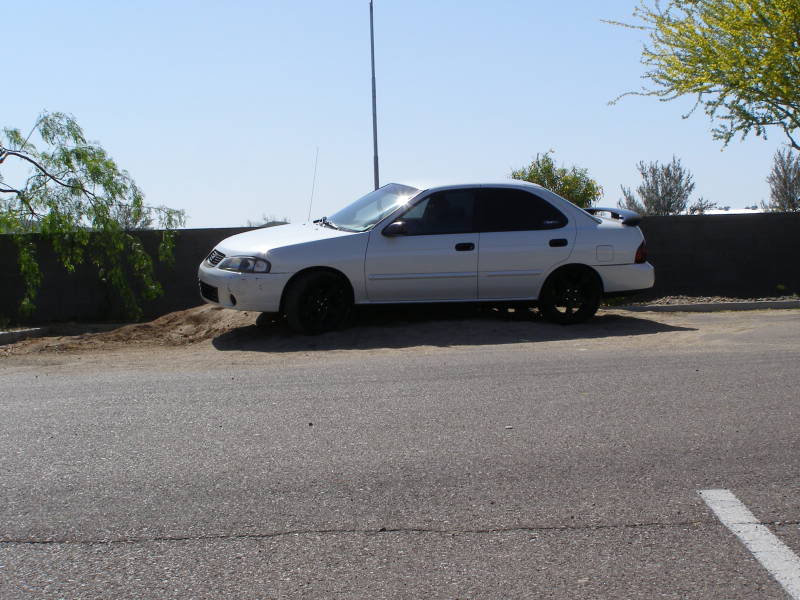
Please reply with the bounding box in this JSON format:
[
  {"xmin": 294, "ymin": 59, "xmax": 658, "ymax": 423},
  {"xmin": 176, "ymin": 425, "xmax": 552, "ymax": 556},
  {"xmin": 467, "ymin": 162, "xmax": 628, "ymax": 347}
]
[{"xmin": 365, "ymin": 188, "xmax": 479, "ymax": 302}]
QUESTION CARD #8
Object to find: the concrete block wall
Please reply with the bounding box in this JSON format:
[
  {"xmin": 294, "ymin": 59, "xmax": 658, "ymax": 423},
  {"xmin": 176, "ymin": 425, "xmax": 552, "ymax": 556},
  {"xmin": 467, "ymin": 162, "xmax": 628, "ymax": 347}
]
[
  {"xmin": 639, "ymin": 213, "xmax": 800, "ymax": 298},
  {"xmin": 0, "ymin": 228, "xmax": 250, "ymax": 323},
  {"xmin": 1, "ymin": 214, "xmax": 798, "ymax": 323}
]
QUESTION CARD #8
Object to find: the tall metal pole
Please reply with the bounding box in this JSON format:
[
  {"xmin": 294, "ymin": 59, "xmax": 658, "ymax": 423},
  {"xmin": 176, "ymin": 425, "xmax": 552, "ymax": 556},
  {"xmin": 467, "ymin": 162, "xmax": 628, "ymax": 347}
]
[{"xmin": 370, "ymin": 0, "xmax": 380, "ymax": 190}]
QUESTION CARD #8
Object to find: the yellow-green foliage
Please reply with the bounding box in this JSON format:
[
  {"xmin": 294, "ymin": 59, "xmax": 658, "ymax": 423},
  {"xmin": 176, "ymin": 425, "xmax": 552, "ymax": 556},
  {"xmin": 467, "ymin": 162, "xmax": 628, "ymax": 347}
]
[{"xmin": 613, "ymin": 0, "xmax": 800, "ymax": 149}]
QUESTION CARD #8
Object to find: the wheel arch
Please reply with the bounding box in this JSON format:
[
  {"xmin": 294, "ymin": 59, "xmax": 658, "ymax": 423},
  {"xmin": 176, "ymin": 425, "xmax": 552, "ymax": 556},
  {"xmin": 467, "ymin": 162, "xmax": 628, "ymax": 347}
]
[
  {"xmin": 539, "ymin": 263, "xmax": 604, "ymax": 299},
  {"xmin": 279, "ymin": 266, "xmax": 355, "ymax": 314}
]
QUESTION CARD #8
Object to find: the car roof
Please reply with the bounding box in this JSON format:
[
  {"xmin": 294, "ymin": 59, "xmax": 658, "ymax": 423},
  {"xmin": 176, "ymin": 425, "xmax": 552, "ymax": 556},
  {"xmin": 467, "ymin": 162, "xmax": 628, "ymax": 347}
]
[{"xmin": 410, "ymin": 181, "xmax": 547, "ymax": 195}]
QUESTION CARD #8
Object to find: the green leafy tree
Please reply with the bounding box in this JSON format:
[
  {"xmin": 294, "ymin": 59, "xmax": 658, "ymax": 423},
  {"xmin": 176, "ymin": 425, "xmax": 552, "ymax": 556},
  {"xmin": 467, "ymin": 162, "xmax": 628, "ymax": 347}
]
[
  {"xmin": 0, "ymin": 112, "xmax": 185, "ymax": 317},
  {"xmin": 610, "ymin": 1, "xmax": 800, "ymax": 150},
  {"xmin": 511, "ymin": 152, "xmax": 603, "ymax": 208},
  {"xmin": 619, "ymin": 156, "xmax": 698, "ymax": 215},
  {"xmin": 763, "ymin": 147, "xmax": 800, "ymax": 212}
]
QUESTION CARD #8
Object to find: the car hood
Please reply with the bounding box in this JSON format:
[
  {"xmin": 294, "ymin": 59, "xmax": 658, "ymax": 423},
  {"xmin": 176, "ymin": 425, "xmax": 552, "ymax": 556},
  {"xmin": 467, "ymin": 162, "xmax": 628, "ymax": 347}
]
[{"xmin": 214, "ymin": 222, "xmax": 356, "ymax": 257}]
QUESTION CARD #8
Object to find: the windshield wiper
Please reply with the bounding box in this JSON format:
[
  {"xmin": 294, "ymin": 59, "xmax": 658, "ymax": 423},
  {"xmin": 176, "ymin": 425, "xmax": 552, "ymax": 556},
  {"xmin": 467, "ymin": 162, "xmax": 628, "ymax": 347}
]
[{"xmin": 313, "ymin": 216, "xmax": 340, "ymax": 230}]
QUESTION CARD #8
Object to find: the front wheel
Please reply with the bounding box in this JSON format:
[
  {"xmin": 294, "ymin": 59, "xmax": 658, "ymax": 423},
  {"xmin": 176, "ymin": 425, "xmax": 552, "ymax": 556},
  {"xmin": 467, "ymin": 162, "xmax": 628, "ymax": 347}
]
[
  {"xmin": 284, "ymin": 271, "xmax": 353, "ymax": 334},
  {"xmin": 538, "ymin": 268, "xmax": 601, "ymax": 325}
]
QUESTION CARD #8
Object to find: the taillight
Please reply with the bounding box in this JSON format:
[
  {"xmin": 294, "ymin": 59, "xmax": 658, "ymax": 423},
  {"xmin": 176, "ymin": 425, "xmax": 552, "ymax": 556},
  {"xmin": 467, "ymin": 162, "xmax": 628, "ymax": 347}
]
[{"xmin": 635, "ymin": 241, "xmax": 647, "ymax": 264}]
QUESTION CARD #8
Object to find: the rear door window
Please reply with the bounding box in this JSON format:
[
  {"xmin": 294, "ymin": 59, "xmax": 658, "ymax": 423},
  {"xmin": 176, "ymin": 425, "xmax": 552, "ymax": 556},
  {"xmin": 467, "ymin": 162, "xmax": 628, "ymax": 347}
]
[{"xmin": 476, "ymin": 188, "xmax": 567, "ymax": 232}]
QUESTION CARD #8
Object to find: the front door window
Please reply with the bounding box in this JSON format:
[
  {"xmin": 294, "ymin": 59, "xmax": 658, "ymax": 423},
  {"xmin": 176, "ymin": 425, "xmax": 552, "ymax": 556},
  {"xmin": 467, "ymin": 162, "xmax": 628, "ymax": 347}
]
[{"xmin": 399, "ymin": 190, "xmax": 476, "ymax": 235}]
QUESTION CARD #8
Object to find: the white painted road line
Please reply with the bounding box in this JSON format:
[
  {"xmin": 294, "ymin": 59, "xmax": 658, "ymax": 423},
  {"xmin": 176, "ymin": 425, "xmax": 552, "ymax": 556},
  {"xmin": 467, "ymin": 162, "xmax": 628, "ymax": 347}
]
[{"xmin": 700, "ymin": 489, "xmax": 800, "ymax": 599}]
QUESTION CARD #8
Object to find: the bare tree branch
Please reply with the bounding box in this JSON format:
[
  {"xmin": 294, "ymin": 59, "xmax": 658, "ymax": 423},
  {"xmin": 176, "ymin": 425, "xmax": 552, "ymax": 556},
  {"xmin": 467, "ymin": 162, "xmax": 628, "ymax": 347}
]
[{"xmin": 0, "ymin": 147, "xmax": 99, "ymax": 201}]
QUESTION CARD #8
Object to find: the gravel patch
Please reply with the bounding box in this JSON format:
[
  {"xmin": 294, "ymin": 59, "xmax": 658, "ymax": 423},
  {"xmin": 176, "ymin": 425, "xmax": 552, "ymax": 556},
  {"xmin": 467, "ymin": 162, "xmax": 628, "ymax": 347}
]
[{"xmin": 616, "ymin": 295, "xmax": 799, "ymax": 306}]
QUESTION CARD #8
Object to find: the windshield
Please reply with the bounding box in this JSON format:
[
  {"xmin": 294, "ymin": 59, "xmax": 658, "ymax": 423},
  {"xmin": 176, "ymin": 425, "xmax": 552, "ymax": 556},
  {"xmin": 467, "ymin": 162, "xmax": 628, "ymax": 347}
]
[{"xmin": 327, "ymin": 183, "xmax": 420, "ymax": 232}]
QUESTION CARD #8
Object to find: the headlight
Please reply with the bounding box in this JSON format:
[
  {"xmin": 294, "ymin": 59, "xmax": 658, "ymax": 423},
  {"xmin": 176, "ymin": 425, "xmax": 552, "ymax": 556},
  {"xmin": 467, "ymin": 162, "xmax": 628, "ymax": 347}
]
[{"xmin": 217, "ymin": 256, "xmax": 271, "ymax": 273}]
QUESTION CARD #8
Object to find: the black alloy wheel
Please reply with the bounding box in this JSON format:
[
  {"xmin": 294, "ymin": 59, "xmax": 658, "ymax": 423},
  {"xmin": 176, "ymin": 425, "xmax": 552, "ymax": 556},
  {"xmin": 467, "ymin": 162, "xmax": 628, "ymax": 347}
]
[
  {"xmin": 538, "ymin": 268, "xmax": 601, "ymax": 325},
  {"xmin": 285, "ymin": 271, "xmax": 353, "ymax": 334}
]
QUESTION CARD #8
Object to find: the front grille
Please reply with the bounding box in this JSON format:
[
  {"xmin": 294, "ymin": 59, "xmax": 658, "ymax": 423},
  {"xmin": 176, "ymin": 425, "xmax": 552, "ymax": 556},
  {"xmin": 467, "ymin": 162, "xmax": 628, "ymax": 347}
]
[
  {"xmin": 199, "ymin": 280, "xmax": 219, "ymax": 303},
  {"xmin": 206, "ymin": 249, "xmax": 225, "ymax": 266}
]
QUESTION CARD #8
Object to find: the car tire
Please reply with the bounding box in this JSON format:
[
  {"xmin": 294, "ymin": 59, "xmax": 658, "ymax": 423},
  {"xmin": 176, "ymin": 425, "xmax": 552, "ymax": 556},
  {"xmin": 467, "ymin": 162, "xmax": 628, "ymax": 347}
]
[
  {"xmin": 284, "ymin": 271, "xmax": 353, "ymax": 335},
  {"xmin": 538, "ymin": 268, "xmax": 601, "ymax": 325}
]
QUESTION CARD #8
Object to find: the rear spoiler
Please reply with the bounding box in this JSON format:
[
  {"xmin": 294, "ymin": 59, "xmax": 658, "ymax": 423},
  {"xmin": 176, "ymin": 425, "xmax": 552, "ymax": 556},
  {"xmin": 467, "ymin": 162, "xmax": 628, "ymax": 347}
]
[{"xmin": 584, "ymin": 207, "xmax": 642, "ymax": 226}]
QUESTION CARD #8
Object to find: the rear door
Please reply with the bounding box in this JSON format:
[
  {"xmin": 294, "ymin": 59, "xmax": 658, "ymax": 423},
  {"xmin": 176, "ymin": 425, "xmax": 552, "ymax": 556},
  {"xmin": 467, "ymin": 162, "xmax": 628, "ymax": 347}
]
[
  {"xmin": 476, "ymin": 187, "xmax": 575, "ymax": 299},
  {"xmin": 364, "ymin": 188, "xmax": 479, "ymax": 302}
]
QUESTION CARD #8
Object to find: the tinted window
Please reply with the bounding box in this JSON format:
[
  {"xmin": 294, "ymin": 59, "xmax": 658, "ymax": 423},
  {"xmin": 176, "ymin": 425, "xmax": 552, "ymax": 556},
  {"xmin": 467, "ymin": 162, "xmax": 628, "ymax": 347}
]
[
  {"xmin": 477, "ymin": 188, "xmax": 567, "ymax": 232},
  {"xmin": 398, "ymin": 189, "xmax": 476, "ymax": 235}
]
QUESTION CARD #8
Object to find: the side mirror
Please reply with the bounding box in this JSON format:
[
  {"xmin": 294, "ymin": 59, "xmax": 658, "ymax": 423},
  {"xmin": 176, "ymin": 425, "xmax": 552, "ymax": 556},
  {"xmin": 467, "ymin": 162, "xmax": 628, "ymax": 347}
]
[{"xmin": 382, "ymin": 221, "xmax": 408, "ymax": 237}]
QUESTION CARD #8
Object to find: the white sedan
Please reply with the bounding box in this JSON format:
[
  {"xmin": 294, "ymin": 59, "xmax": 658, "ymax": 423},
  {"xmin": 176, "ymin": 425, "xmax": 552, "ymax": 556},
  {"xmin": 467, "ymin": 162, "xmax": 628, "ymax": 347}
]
[{"xmin": 198, "ymin": 182, "xmax": 654, "ymax": 333}]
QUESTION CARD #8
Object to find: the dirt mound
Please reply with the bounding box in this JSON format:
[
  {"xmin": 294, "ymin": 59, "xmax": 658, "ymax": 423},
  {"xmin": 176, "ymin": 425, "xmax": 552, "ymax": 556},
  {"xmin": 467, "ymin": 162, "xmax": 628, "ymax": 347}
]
[
  {"xmin": 1, "ymin": 305, "xmax": 258, "ymax": 355},
  {"xmin": 103, "ymin": 305, "xmax": 257, "ymax": 345}
]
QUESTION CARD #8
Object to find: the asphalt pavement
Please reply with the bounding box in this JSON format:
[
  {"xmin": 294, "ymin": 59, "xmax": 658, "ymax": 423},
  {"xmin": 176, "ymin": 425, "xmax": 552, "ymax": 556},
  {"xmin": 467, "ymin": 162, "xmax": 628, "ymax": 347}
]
[{"xmin": 1, "ymin": 308, "xmax": 799, "ymax": 598}]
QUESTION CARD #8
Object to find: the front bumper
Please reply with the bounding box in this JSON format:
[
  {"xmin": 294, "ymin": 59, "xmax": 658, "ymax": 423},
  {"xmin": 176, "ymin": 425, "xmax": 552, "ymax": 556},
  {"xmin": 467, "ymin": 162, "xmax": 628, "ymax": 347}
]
[{"xmin": 197, "ymin": 262, "xmax": 292, "ymax": 313}]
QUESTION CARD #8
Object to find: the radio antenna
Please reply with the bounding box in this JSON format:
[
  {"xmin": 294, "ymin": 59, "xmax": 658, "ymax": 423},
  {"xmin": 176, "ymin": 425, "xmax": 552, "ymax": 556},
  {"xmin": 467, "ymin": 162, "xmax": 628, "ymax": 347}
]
[{"xmin": 306, "ymin": 146, "xmax": 320, "ymax": 222}]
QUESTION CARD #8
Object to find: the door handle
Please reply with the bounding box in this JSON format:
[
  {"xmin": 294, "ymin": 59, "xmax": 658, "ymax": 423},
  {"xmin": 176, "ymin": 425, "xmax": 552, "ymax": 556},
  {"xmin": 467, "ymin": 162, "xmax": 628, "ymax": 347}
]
[
  {"xmin": 455, "ymin": 242, "xmax": 475, "ymax": 251},
  {"xmin": 549, "ymin": 238, "xmax": 568, "ymax": 247}
]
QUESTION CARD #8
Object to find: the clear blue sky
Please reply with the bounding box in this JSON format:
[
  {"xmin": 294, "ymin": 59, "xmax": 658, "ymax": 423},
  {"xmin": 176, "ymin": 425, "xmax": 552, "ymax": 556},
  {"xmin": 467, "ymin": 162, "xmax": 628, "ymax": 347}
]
[{"xmin": 4, "ymin": 1, "xmax": 785, "ymax": 227}]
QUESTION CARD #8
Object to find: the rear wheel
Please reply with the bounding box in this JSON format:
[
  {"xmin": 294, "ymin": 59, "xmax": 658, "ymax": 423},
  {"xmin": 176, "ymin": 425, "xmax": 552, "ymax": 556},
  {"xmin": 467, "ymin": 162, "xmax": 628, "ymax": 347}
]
[
  {"xmin": 284, "ymin": 271, "xmax": 353, "ymax": 334},
  {"xmin": 538, "ymin": 268, "xmax": 601, "ymax": 325}
]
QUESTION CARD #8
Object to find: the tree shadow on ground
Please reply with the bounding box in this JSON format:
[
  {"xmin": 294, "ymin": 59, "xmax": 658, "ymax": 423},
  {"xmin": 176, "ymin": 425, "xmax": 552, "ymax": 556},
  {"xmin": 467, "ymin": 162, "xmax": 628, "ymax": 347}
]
[{"xmin": 211, "ymin": 304, "xmax": 696, "ymax": 353}]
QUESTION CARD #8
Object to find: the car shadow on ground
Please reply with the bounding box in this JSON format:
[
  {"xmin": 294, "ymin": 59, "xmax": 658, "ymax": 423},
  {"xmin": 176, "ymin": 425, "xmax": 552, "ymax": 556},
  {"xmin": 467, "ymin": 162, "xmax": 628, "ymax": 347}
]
[{"xmin": 211, "ymin": 304, "xmax": 696, "ymax": 353}]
